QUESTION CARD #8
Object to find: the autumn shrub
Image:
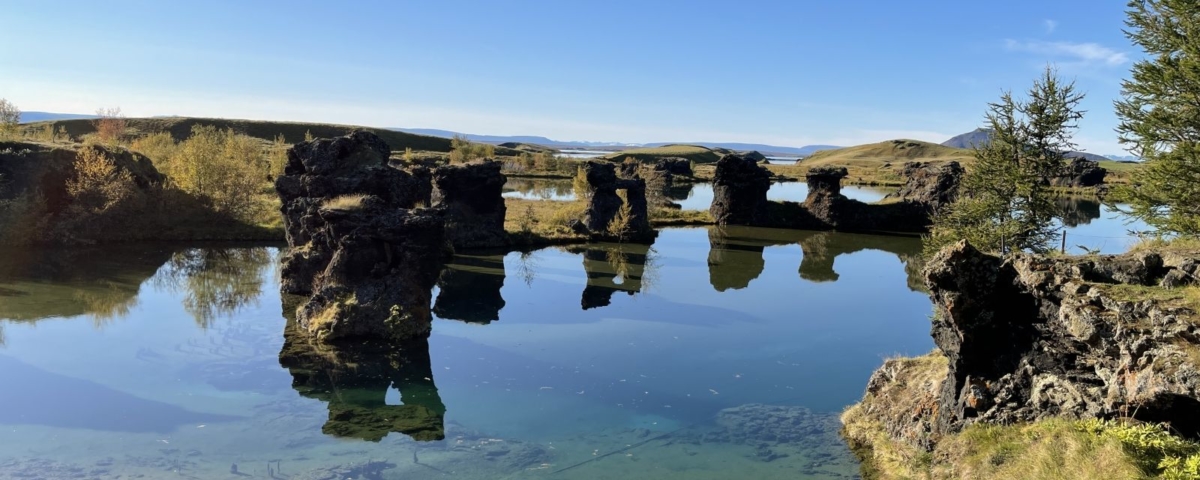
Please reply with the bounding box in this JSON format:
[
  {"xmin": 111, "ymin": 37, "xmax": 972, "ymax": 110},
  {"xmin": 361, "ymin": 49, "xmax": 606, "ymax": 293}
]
[
  {"xmin": 92, "ymin": 107, "xmax": 127, "ymax": 145},
  {"xmin": 171, "ymin": 125, "xmax": 266, "ymax": 222}
]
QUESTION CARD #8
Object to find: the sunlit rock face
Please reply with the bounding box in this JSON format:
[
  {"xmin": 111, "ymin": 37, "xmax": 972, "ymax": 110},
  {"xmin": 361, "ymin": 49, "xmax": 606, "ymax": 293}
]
[
  {"xmin": 885, "ymin": 161, "xmax": 963, "ymax": 214},
  {"xmin": 431, "ymin": 160, "xmax": 508, "ymax": 249},
  {"xmin": 710, "ymin": 154, "xmax": 771, "ymax": 226},
  {"xmin": 924, "ymin": 241, "xmax": 1200, "ymax": 437},
  {"xmin": 579, "ymin": 161, "xmax": 655, "ymax": 242},
  {"xmin": 274, "ymin": 131, "xmax": 447, "ymax": 343}
]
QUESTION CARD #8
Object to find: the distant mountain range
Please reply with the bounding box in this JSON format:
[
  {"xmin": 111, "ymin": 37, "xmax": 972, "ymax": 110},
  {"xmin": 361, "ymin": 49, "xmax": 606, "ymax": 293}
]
[
  {"xmin": 393, "ymin": 128, "xmax": 838, "ymax": 157},
  {"xmin": 941, "ymin": 128, "xmax": 1134, "ymax": 162}
]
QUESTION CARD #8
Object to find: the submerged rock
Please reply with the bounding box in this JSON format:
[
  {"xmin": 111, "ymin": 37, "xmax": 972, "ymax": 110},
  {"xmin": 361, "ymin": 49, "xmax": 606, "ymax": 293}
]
[
  {"xmin": 710, "ymin": 154, "xmax": 771, "ymax": 226},
  {"xmin": 275, "ymin": 131, "xmax": 447, "ymax": 343},
  {"xmin": 579, "ymin": 161, "xmax": 655, "ymax": 241},
  {"xmin": 432, "ymin": 160, "xmax": 507, "ymax": 249}
]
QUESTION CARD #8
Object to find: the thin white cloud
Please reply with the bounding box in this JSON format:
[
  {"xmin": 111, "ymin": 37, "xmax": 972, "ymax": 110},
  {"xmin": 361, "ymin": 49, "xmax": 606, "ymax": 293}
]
[
  {"xmin": 1004, "ymin": 39, "xmax": 1128, "ymax": 67},
  {"xmin": 1043, "ymin": 19, "xmax": 1058, "ymax": 34}
]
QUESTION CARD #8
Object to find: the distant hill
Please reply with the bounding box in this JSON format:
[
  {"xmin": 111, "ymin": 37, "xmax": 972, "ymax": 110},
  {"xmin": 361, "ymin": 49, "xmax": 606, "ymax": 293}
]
[
  {"xmin": 643, "ymin": 142, "xmax": 839, "ymax": 157},
  {"xmin": 803, "ymin": 139, "xmax": 975, "ymax": 167},
  {"xmin": 601, "ymin": 144, "xmax": 725, "ymax": 164},
  {"xmin": 24, "ymin": 117, "xmax": 459, "ymax": 153},
  {"xmin": 18, "ymin": 111, "xmax": 98, "ymax": 123},
  {"xmin": 394, "ymin": 128, "xmax": 838, "ymax": 157},
  {"xmin": 498, "ymin": 142, "xmax": 558, "ymax": 154},
  {"xmin": 941, "ymin": 128, "xmax": 992, "ymax": 149},
  {"xmin": 941, "ymin": 128, "xmax": 1112, "ymax": 162},
  {"xmin": 393, "ymin": 128, "xmax": 634, "ymax": 149}
]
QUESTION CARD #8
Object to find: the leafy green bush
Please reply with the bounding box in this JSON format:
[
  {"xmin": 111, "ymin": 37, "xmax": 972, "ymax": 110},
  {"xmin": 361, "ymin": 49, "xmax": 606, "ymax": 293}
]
[{"xmin": 1076, "ymin": 419, "xmax": 1200, "ymax": 479}]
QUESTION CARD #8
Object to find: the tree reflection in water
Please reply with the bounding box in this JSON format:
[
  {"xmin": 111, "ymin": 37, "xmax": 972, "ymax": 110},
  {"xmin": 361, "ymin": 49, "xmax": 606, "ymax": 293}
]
[{"xmin": 150, "ymin": 247, "xmax": 272, "ymax": 328}]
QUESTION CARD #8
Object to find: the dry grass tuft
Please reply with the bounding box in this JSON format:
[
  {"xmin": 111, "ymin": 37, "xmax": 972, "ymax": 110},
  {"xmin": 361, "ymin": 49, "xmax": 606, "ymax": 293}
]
[{"xmin": 322, "ymin": 194, "xmax": 370, "ymax": 211}]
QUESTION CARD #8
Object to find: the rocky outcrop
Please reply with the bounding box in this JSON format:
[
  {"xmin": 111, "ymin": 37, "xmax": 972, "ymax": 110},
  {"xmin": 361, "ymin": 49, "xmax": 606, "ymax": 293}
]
[
  {"xmin": 639, "ymin": 158, "xmax": 693, "ymax": 209},
  {"xmin": 657, "ymin": 157, "xmax": 693, "ymax": 177},
  {"xmin": 885, "ymin": 161, "xmax": 963, "ymax": 213},
  {"xmin": 708, "ymin": 155, "xmax": 937, "ymax": 233},
  {"xmin": 432, "ymin": 160, "xmax": 507, "ymax": 249},
  {"xmin": 801, "ymin": 166, "xmax": 930, "ymax": 232},
  {"xmin": 275, "ymin": 131, "xmax": 447, "ymax": 343},
  {"xmin": 845, "ymin": 242, "xmax": 1200, "ymax": 472},
  {"xmin": 1051, "ymin": 157, "xmax": 1107, "ymax": 188},
  {"xmin": 710, "ymin": 154, "xmax": 772, "ymax": 226},
  {"xmin": 0, "ymin": 142, "xmax": 163, "ymax": 214},
  {"xmin": 578, "ymin": 161, "xmax": 654, "ymax": 242},
  {"xmin": 922, "ymin": 242, "xmax": 1200, "ymax": 437}
]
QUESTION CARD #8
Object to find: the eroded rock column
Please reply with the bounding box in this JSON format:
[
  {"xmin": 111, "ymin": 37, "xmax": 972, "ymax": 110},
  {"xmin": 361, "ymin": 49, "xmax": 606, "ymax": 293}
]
[
  {"xmin": 432, "ymin": 160, "xmax": 507, "ymax": 249},
  {"xmin": 710, "ymin": 154, "xmax": 771, "ymax": 226},
  {"xmin": 274, "ymin": 131, "xmax": 446, "ymax": 343}
]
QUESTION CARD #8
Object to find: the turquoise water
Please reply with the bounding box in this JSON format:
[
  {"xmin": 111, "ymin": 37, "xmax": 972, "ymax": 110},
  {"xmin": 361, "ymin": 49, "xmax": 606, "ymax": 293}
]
[{"xmin": 0, "ymin": 228, "xmax": 933, "ymax": 479}]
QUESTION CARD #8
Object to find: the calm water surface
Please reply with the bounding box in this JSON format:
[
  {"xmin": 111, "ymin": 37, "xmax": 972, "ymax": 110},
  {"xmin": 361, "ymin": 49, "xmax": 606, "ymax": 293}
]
[
  {"xmin": 0, "ymin": 228, "xmax": 935, "ymax": 479},
  {"xmin": 502, "ymin": 178, "xmax": 897, "ymax": 208}
]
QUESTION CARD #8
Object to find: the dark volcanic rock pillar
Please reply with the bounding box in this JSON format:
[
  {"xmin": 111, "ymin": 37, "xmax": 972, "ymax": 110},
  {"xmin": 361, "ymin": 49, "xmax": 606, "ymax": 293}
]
[
  {"xmin": 581, "ymin": 161, "xmax": 655, "ymax": 242},
  {"xmin": 884, "ymin": 161, "xmax": 964, "ymax": 214},
  {"xmin": 432, "ymin": 161, "xmax": 508, "ymax": 249},
  {"xmin": 274, "ymin": 131, "xmax": 447, "ymax": 344},
  {"xmin": 709, "ymin": 154, "xmax": 771, "ymax": 226}
]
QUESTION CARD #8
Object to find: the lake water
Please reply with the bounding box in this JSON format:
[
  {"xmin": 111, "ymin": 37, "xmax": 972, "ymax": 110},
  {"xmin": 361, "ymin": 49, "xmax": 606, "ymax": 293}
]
[
  {"xmin": 0, "ymin": 228, "xmax": 934, "ymax": 479},
  {"xmin": 558, "ymin": 150, "xmax": 610, "ymax": 159},
  {"xmin": 502, "ymin": 178, "xmax": 1145, "ymax": 255},
  {"xmin": 502, "ymin": 178, "xmax": 897, "ymax": 209}
]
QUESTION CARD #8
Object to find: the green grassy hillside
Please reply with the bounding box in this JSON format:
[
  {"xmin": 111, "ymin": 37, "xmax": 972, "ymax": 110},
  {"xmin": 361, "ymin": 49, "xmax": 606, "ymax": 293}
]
[
  {"xmin": 803, "ymin": 139, "xmax": 974, "ymax": 167},
  {"xmin": 602, "ymin": 144, "xmax": 723, "ymax": 164},
  {"xmin": 22, "ymin": 117, "xmax": 455, "ymax": 152}
]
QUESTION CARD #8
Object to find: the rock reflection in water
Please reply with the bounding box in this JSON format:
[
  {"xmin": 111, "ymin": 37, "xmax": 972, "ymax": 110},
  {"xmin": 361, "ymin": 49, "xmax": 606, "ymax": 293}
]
[
  {"xmin": 433, "ymin": 253, "xmax": 506, "ymax": 324},
  {"xmin": 278, "ymin": 312, "xmax": 446, "ymax": 442},
  {"xmin": 707, "ymin": 226, "xmax": 924, "ymax": 291},
  {"xmin": 1056, "ymin": 196, "xmax": 1102, "ymax": 228},
  {"xmin": 568, "ymin": 241, "xmax": 659, "ymax": 310}
]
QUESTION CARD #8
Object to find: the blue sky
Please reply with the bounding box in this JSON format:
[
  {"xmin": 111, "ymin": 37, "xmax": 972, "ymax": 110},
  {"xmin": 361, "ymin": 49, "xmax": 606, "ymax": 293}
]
[{"xmin": 0, "ymin": 1, "xmax": 1137, "ymax": 153}]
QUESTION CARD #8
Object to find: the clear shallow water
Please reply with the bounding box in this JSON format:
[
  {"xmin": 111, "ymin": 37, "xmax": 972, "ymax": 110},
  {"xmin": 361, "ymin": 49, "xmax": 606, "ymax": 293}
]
[{"xmin": 0, "ymin": 228, "xmax": 935, "ymax": 479}]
